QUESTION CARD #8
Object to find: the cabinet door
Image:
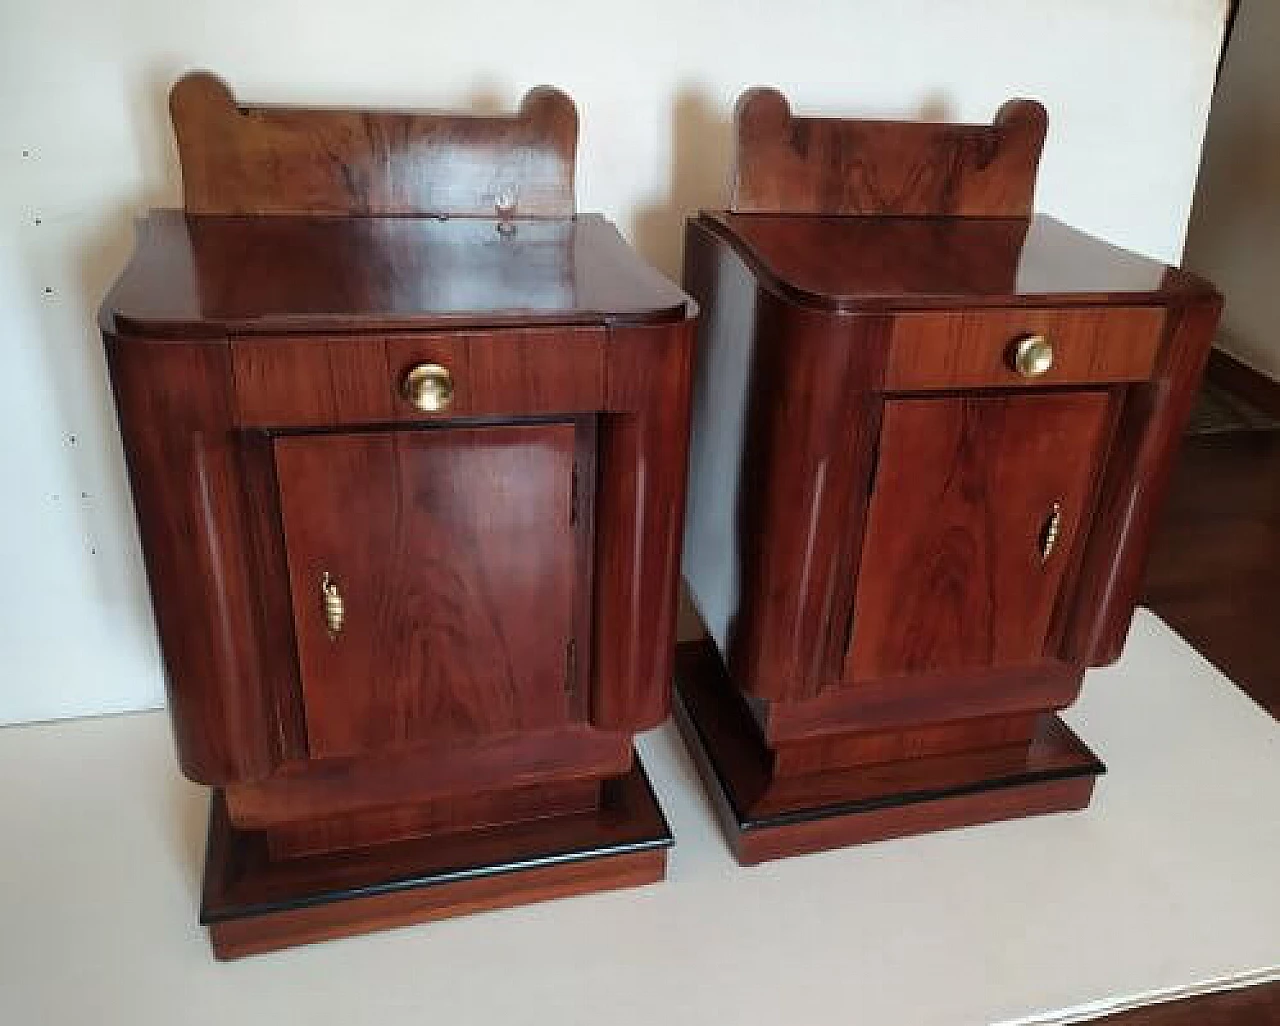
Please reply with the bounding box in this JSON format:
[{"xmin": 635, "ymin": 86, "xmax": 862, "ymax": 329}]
[
  {"xmin": 273, "ymin": 422, "xmax": 588, "ymax": 759},
  {"xmin": 844, "ymin": 393, "xmax": 1111, "ymax": 682}
]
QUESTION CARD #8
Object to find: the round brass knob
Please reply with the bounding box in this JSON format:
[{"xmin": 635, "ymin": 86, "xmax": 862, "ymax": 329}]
[
  {"xmin": 1009, "ymin": 335, "xmax": 1055, "ymax": 378},
  {"xmin": 400, "ymin": 363, "xmax": 454, "ymax": 412}
]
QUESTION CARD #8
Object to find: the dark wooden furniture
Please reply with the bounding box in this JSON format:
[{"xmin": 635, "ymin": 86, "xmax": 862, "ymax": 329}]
[
  {"xmin": 677, "ymin": 88, "xmax": 1222, "ymax": 864},
  {"xmin": 101, "ymin": 72, "xmax": 695, "ymax": 956}
]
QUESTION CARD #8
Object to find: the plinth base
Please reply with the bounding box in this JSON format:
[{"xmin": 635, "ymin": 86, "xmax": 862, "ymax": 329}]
[
  {"xmin": 673, "ymin": 640, "xmax": 1104, "ymax": 865},
  {"xmin": 201, "ymin": 751, "xmax": 671, "ymax": 959}
]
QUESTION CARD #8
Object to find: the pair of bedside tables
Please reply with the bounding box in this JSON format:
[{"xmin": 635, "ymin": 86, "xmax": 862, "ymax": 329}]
[{"xmin": 101, "ymin": 74, "xmax": 1220, "ymax": 957}]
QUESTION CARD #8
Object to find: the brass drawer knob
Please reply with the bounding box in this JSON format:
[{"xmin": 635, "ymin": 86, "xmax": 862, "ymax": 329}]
[
  {"xmin": 401, "ymin": 363, "xmax": 454, "ymax": 412},
  {"xmin": 1009, "ymin": 335, "xmax": 1055, "ymax": 378}
]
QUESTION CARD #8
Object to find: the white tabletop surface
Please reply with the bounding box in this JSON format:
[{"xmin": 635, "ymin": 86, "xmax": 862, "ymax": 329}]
[{"xmin": 1, "ymin": 609, "xmax": 1277, "ymax": 1025}]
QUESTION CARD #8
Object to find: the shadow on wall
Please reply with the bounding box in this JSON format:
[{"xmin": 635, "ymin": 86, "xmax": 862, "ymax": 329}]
[{"xmin": 632, "ymin": 86, "xmax": 736, "ymax": 281}]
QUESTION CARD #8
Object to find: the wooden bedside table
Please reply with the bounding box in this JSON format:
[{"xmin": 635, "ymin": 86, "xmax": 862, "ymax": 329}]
[
  {"xmin": 677, "ymin": 88, "xmax": 1221, "ymax": 864},
  {"xmin": 101, "ymin": 73, "xmax": 695, "ymax": 956}
]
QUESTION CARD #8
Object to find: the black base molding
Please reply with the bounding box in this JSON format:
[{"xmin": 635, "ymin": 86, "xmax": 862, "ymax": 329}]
[
  {"xmin": 201, "ymin": 751, "xmax": 672, "ymax": 958},
  {"xmin": 673, "ymin": 638, "xmax": 1104, "ymax": 865}
]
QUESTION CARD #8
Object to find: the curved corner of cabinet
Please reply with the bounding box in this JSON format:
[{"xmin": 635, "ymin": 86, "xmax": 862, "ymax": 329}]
[
  {"xmin": 1061, "ymin": 295, "xmax": 1223, "ymax": 669},
  {"xmin": 589, "ymin": 317, "xmax": 697, "ymax": 732},
  {"xmin": 104, "ymin": 333, "xmax": 277, "ymax": 785},
  {"xmin": 680, "ymin": 220, "xmax": 890, "ymax": 704}
]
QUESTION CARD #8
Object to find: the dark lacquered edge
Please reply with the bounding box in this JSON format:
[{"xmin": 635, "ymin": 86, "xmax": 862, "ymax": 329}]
[
  {"xmin": 201, "ymin": 749, "xmax": 673, "ymax": 924},
  {"xmin": 695, "ymin": 212, "xmax": 1218, "ymax": 315},
  {"xmin": 672, "ymin": 680, "xmax": 1103, "ymax": 837}
]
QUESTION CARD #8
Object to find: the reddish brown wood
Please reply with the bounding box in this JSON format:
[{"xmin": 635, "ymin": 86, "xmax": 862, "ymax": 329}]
[
  {"xmin": 759, "ymin": 657, "xmax": 1085, "ymax": 744},
  {"xmin": 106, "ymin": 339, "xmax": 275, "ymax": 783},
  {"xmin": 1065, "ymin": 298, "xmax": 1223, "ymax": 665},
  {"xmin": 847, "ymin": 392, "xmax": 1112, "ymax": 681},
  {"xmin": 590, "ymin": 320, "xmax": 697, "ymax": 731},
  {"xmin": 1091, "ymin": 982, "xmax": 1280, "ymax": 1025},
  {"xmin": 673, "ymin": 638, "xmax": 1101, "ymax": 865},
  {"xmin": 700, "ymin": 212, "xmax": 1212, "ymax": 312},
  {"xmin": 224, "ymin": 725, "xmax": 632, "ymax": 830},
  {"xmin": 211, "ymin": 849, "xmax": 666, "ymax": 959},
  {"xmin": 205, "ymin": 759, "xmax": 670, "ymax": 959},
  {"xmin": 731, "ymin": 88, "xmax": 1048, "ymax": 217},
  {"xmin": 683, "ymin": 218, "xmax": 888, "ymax": 705},
  {"xmin": 103, "ymin": 77, "xmax": 694, "ymax": 950},
  {"xmin": 237, "ymin": 433, "xmax": 310, "ymax": 762},
  {"xmin": 679, "ymin": 93, "xmax": 1219, "ymax": 863},
  {"xmin": 771, "ymin": 714, "xmax": 1038, "ymax": 776},
  {"xmin": 885, "ymin": 307, "xmax": 1165, "ymax": 390},
  {"xmin": 232, "ymin": 328, "xmax": 605, "ymax": 428},
  {"xmin": 263, "ymin": 780, "xmax": 600, "ymax": 859},
  {"xmin": 100, "ymin": 212, "xmax": 688, "ymax": 339},
  {"xmin": 274, "ymin": 423, "xmax": 585, "ymax": 758},
  {"xmin": 170, "ymin": 72, "xmax": 578, "ymax": 217}
]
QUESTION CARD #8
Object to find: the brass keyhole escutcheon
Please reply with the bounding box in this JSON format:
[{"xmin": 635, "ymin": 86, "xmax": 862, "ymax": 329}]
[
  {"xmin": 1039, "ymin": 502, "xmax": 1064, "ymax": 564},
  {"xmin": 321, "ymin": 572, "xmax": 344, "ymax": 638},
  {"xmin": 400, "ymin": 363, "xmax": 454, "ymax": 412},
  {"xmin": 1009, "ymin": 334, "xmax": 1055, "ymax": 378}
]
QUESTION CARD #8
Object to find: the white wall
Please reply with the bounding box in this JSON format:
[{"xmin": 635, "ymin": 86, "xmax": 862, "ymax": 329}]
[
  {"xmin": 1183, "ymin": 1, "xmax": 1280, "ymax": 380},
  {"xmin": 0, "ymin": 0, "xmax": 1228, "ymax": 723}
]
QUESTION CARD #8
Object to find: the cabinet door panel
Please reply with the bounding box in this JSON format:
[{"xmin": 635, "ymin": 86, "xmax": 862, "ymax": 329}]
[
  {"xmin": 274, "ymin": 422, "xmax": 583, "ymax": 759},
  {"xmin": 845, "ymin": 393, "xmax": 1111, "ymax": 682}
]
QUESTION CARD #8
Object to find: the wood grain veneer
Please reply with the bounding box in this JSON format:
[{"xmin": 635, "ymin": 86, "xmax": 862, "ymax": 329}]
[
  {"xmin": 171, "ymin": 71, "xmax": 578, "ymax": 217},
  {"xmin": 731, "ymin": 87, "xmax": 1048, "ymax": 217},
  {"xmin": 885, "ymin": 306, "xmax": 1165, "ymax": 390},
  {"xmin": 104, "ymin": 73, "xmax": 693, "ymax": 953},
  {"xmin": 679, "ymin": 89, "xmax": 1219, "ymax": 863}
]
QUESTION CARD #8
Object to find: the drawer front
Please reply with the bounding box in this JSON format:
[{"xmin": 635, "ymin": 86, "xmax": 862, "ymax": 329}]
[
  {"xmin": 232, "ymin": 327, "xmax": 606, "ymax": 427},
  {"xmin": 885, "ymin": 307, "xmax": 1164, "ymax": 391}
]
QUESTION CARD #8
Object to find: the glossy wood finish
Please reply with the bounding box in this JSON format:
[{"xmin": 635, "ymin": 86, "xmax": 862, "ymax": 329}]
[
  {"xmin": 204, "ymin": 757, "xmax": 671, "ymax": 959},
  {"xmin": 171, "ymin": 72, "xmax": 577, "ymax": 217},
  {"xmin": 886, "ymin": 306, "xmax": 1164, "ymax": 390},
  {"xmin": 680, "ymin": 90, "xmax": 1219, "ymax": 862},
  {"xmin": 771, "ymin": 714, "xmax": 1037, "ymax": 776},
  {"xmin": 232, "ymin": 328, "xmax": 606, "ymax": 427},
  {"xmin": 592, "ymin": 321, "xmax": 696, "ymax": 731},
  {"xmin": 106, "ymin": 340, "xmax": 275, "ymax": 782},
  {"xmin": 263, "ymin": 780, "xmax": 600, "ymax": 859},
  {"xmin": 701, "ymin": 212, "xmax": 1211, "ymax": 311},
  {"xmin": 761, "ymin": 659, "xmax": 1085, "ymax": 744},
  {"xmin": 224, "ymin": 725, "xmax": 633, "ymax": 829},
  {"xmin": 847, "ymin": 393, "xmax": 1112, "ymax": 681},
  {"xmin": 1094, "ymin": 982, "xmax": 1280, "ymax": 1025},
  {"xmin": 103, "ymin": 75, "xmax": 695, "ymax": 950},
  {"xmin": 101, "ymin": 212, "xmax": 688, "ymax": 338},
  {"xmin": 274, "ymin": 423, "xmax": 586, "ymax": 758},
  {"xmin": 1064, "ymin": 298, "xmax": 1223, "ymax": 666},
  {"xmin": 674, "ymin": 637, "xmax": 1101, "ymax": 866},
  {"xmin": 731, "ymin": 88, "xmax": 1048, "ymax": 217}
]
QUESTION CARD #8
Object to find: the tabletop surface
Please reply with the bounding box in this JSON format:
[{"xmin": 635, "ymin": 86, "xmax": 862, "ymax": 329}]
[
  {"xmin": 0, "ymin": 611, "xmax": 1276, "ymax": 1025},
  {"xmin": 704, "ymin": 212, "xmax": 1215, "ymax": 311},
  {"xmin": 101, "ymin": 211, "xmax": 690, "ymax": 339}
]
